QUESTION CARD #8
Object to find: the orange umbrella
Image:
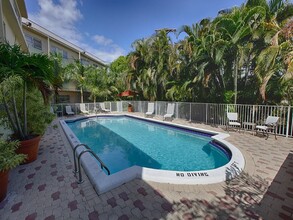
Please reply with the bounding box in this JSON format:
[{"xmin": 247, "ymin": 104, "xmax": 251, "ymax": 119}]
[{"xmin": 118, "ymin": 90, "xmax": 137, "ymax": 97}]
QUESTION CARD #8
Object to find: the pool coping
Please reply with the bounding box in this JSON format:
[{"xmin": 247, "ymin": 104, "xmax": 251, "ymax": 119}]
[{"xmin": 60, "ymin": 114, "xmax": 245, "ymax": 194}]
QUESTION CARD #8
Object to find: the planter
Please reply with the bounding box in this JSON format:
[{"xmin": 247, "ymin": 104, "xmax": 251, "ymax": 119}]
[
  {"xmin": 17, "ymin": 136, "xmax": 41, "ymax": 164},
  {"xmin": 0, "ymin": 170, "xmax": 9, "ymax": 202},
  {"xmin": 128, "ymin": 106, "xmax": 133, "ymax": 112}
]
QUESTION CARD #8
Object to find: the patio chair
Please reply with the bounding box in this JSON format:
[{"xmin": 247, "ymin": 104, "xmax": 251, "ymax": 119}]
[
  {"xmin": 65, "ymin": 106, "xmax": 75, "ymax": 115},
  {"xmin": 255, "ymin": 116, "xmax": 279, "ymax": 140},
  {"xmin": 79, "ymin": 103, "xmax": 89, "ymax": 114},
  {"xmin": 145, "ymin": 103, "xmax": 155, "ymax": 117},
  {"xmin": 100, "ymin": 103, "xmax": 110, "ymax": 113},
  {"xmin": 226, "ymin": 112, "xmax": 241, "ymax": 132},
  {"xmin": 163, "ymin": 103, "xmax": 175, "ymax": 121}
]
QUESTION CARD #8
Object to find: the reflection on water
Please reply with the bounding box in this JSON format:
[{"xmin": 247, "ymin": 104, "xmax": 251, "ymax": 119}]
[
  {"xmin": 68, "ymin": 116, "xmax": 230, "ymax": 174},
  {"xmin": 73, "ymin": 119, "xmax": 161, "ymax": 174}
]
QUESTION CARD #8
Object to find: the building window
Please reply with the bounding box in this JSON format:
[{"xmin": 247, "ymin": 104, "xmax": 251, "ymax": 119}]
[
  {"xmin": 81, "ymin": 58, "xmax": 89, "ymax": 66},
  {"xmin": 51, "ymin": 46, "xmax": 68, "ymax": 59},
  {"xmin": 63, "ymin": 50, "xmax": 68, "ymax": 59},
  {"xmin": 25, "ymin": 34, "xmax": 42, "ymax": 50},
  {"xmin": 33, "ymin": 38, "xmax": 42, "ymax": 50},
  {"xmin": 58, "ymin": 95, "xmax": 70, "ymax": 103}
]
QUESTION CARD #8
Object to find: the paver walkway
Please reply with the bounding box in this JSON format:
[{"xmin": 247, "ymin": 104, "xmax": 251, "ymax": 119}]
[{"xmin": 0, "ymin": 114, "xmax": 292, "ymax": 220}]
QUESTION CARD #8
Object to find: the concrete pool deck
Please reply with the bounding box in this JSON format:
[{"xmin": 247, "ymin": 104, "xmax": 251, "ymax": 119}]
[{"xmin": 0, "ymin": 113, "xmax": 292, "ymax": 219}]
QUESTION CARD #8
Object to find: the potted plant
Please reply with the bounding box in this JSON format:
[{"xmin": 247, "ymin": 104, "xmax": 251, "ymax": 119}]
[
  {"xmin": 0, "ymin": 139, "xmax": 26, "ymax": 202},
  {"xmin": 128, "ymin": 103, "xmax": 133, "ymax": 112},
  {"xmin": 15, "ymin": 89, "xmax": 55, "ymax": 163},
  {"xmin": 0, "ymin": 43, "xmax": 55, "ymax": 163}
]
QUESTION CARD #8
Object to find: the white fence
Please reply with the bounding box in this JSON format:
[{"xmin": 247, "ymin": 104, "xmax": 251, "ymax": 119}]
[{"xmin": 52, "ymin": 101, "xmax": 293, "ymax": 138}]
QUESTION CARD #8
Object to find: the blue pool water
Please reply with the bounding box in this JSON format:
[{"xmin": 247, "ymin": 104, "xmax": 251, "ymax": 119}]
[{"xmin": 67, "ymin": 116, "xmax": 230, "ymax": 174}]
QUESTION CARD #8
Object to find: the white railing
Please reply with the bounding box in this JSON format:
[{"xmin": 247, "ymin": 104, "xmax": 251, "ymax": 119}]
[{"xmin": 52, "ymin": 101, "xmax": 293, "ymax": 138}]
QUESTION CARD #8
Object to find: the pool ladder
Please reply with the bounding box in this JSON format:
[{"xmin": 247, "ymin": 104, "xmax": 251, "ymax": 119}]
[{"xmin": 73, "ymin": 143, "xmax": 110, "ymax": 184}]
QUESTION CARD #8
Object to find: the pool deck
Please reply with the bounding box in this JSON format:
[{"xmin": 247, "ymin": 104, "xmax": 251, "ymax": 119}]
[{"xmin": 0, "ymin": 113, "xmax": 292, "ymax": 220}]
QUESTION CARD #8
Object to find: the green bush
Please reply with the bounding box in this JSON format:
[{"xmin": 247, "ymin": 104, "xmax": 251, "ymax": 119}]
[
  {"xmin": 26, "ymin": 90, "xmax": 55, "ymax": 136},
  {"xmin": 0, "ymin": 140, "xmax": 26, "ymax": 171}
]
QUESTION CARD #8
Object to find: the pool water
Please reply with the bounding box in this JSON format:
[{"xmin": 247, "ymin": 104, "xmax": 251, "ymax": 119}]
[{"xmin": 67, "ymin": 116, "xmax": 230, "ymax": 174}]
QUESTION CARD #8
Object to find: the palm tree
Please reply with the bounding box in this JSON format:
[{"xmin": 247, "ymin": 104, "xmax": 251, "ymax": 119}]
[
  {"xmin": 85, "ymin": 66, "xmax": 117, "ymax": 103},
  {"xmin": 0, "ymin": 43, "xmax": 54, "ymax": 140},
  {"xmin": 66, "ymin": 59, "xmax": 92, "ymax": 103},
  {"xmin": 177, "ymin": 19, "xmax": 227, "ymax": 102},
  {"xmin": 50, "ymin": 53, "xmax": 65, "ymax": 104},
  {"xmin": 252, "ymin": 0, "xmax": 293, "ymax": 102},
  {"xmin": 214, "ymin": 5, "xmax": 266, "ymax": 103}
]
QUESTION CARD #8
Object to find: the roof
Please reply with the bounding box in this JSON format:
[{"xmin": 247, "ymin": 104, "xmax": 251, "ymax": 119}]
[
  {"xmin": 22, "ymin": 18, "xmax": 107, "ymax": 67},
  {"xmin": 17, "ymin": 0, "xmax": 28, "ymax": 18}
]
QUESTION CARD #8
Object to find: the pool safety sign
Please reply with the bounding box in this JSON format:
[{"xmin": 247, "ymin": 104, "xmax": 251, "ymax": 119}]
[{"xmin": 176, "ymin": 172, "xmax": 209, "ymax": 177}]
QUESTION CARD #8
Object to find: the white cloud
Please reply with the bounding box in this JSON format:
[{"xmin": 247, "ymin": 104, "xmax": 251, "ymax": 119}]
[
  {"xmin": 79, "ymin": 42, "xmax": 125, "ymax": 64},
  {"xmin": 92, "ymin": 35, "xmax": 113, "ymax": 46},
  {"xmin": 28, "ymin": 0, "xmax": 125, "ymax": 63},
  {"xmin": 30, "ymin": 0, "xmax": 83, "ymax": 44}
]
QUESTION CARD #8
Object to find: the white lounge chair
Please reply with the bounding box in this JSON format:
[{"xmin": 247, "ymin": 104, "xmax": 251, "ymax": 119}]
[
  {"xmin": 145, "ymin": 103, "xmax": 155, "ymax": 117},
  {"xmin": 100, "ymin": 103, "xmax": 110, "ymax": 113},
  {"xmin": 65, "ymin": 106, "xmax": 75, "ymax": 115},
  {"xmin": 163, "ymin": 103, "xmax": 175, "ymax": 121},
  {"xmin": 256, "ymin": 116, "xmax": 279, "ymax": 140},
  {"xmin": 227, "ymin": 112, "xmax": 241, "ymax": 132},
  {"xmin": 79, "ymin": 103, "xmax": 89, "ymax": 114}
]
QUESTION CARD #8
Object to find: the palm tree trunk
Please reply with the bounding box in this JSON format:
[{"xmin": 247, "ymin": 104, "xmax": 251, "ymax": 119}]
[
  {"xmin": 220, "ymin": 66, "xmax": 225, "ymax": 89},
  {"xmin": 23, "ymin": 80, "xmax": 27, "ymax": 136},
  {"xmin": 1, "ymin": 96, "xmax": 18, "ymax": 134},
  {"xmin": 234, "ymin": 58, "xmax": 238, "ymax": 104},
  {"xmin": 12, "ymin": 89, "xmax": 25, "ymax": 139},
  {"xmin": 80, "ymin": 87, "xmax": 83, "ymax": 103},
  {"xmin": 93, "ymin": 95, "xmax": 96, "ymax": 111}
]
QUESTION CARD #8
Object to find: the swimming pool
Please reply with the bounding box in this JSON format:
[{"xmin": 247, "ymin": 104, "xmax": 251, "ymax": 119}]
[
  {"xmin": 60, "ymin": 114, "xmax": 245, "ymax": 194},
  {"xmin": 67, "ymin": 116, "xmax": 230, "ymax": 174}
]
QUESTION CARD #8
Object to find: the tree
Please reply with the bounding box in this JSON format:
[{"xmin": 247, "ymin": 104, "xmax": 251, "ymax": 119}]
[
  {"xmin": 214, "ymin": 6, "xmax": 266, "ymax": 103},
  {"xmin": 50, "ymin": 53, "xmax": 65, "ymax": 103},
  {"xmin": 66, "ymin": 59, "xmax": 92, "ymax": 103},
  {"xmin": 85, "ymin": 66, "xmax": 118, "ymax": 103},
  {"xmin": 0, "ymin": 43, "xmax": 54, "ymax": 140},
  {"xmin": 253, "ymin": 0, "xmax": 293, "ymax": 102}
]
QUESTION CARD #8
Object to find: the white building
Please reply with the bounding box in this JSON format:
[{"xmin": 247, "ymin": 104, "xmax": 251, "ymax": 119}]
[
  {"xmin": 0, "ymin": 0, "xmax": 28, "ymax": 50},
  {"xmin": 22, "ymin": 17, "xmax": 106, "ymax": 103}
]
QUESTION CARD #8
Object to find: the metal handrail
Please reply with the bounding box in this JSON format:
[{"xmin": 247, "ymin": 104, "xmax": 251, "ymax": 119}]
[
  {"xmin": 77, "ymin": 149, "xmax": 110, "ymax": 184},
  {"xmin": 72, "ymin": 143, "xmax": 90, "ymax": 174}
]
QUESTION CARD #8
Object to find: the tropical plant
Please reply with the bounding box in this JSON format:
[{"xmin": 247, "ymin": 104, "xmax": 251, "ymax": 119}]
[
  {"xmin": 66, "ymin": 59, "xmax": 93, "ymax": 103},
  {"xmin": 0, "ymin": 42, "xmax": 55, "ymax": 140},
  {"xmin": 25, "ymin": 89, "xmax": 55, "ymax": 135},
  {"xmin": 85, "ymin": 66, "xmax": 118, "ymax": 103},
  {"xmin": 0, "ymin": 139, "xmax": 26, "ymax": 171},
  {"xmin": 108, "ymin": 0, "xmax": 293, "ymax": 105},
  {"xmin": 253, "ymin": 0, "xmax": 293, "ymax": 102},
  {"xmin": 110, "ymin": 56, "xmax": 132, "ymax": 93},
  {"xmin": 50, "ymin": 53, "xmax": 65, "ymax": 103}
]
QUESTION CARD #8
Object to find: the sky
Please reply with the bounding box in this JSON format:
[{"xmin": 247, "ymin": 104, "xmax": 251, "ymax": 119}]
[{"xmin": 25, "ymin": 0, "xmax": 247, "ymax": 63}]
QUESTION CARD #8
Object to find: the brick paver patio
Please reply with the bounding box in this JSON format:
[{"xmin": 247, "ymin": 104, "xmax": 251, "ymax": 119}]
[{"xmin": 0, "ymin": 114, "xmax": 292, "ymax": 219}]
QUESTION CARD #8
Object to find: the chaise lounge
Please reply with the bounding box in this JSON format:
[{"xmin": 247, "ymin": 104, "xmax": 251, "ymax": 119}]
[
  {"xmin": 80, "ymin": 103, "xmax": 89, "ymax": 114},
  {"xmin": 145, "ymin": 103, "xmax": 155, "ymax": 117},
  {"xmin": 100, "ymin": 103, "xmax": 110, "ymax": 113},
  {"xmin": 65, "ymin": 106, "xmax": 75, "ymax": 116},
  {"xmin": 163, "ymin": 103, "xmax": 175, "ymax": 121}
]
